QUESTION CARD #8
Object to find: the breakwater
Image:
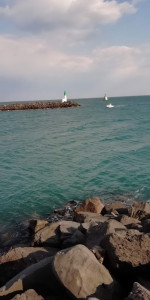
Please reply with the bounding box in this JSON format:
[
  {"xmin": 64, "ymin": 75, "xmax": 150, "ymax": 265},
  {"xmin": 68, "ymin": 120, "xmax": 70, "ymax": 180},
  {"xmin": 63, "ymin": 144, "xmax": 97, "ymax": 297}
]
[{"xmin": 0, "ymin": 100, "xmax": 80, "ymax": 111}]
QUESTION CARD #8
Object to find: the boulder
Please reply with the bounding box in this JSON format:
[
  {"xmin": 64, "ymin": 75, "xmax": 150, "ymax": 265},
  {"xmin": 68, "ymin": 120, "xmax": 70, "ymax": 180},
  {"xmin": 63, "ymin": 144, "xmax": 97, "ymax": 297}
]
[
  {"xmin": 57, "ymin": 221, "xmax": 80, "ymax": 241},
  {"xmin": 101, "ymin": 230, "xmax": 150, "ymax": 277},
  {"xmin": 74, "ymin": 211, "xmax": 108, "ymax": 223},
  {"xmin": 86, "ymin": 219, "xmax": 126, "ymax": 249},
  {"xmin": 32, "ymin": 220, "xmax": 79, "ymax": 247},
  {"xmin": 11, "ymin": 289, "xmax": 44, "ymax": 299},
  {"xmin": 118, "ymin": 215, "xmax": 141, "ymax": 229},
  {"xmin": 53, "ymin": 244, "xmax": 118, "ymax": 299},
  {"xmin": 130, "ymin": 202, "xmax": 150, "ymax": 220},
  {"xmin": 125, "ymin": 282, "xmax": 150, "ymax": 300},
  {"xmin": 102, "ymin": 202, "xmax": 128, "ymax": 215},
  {"xmin": 0, "ymin": 256, "xmax": 68, "ymax": 299},
  {"xmin": 61, "ymin": 230, "xmax": 85, "ymax": 248},
  {"xmin": 75, "ymin": 197, "xmax": 104, "ymax": 214},
  {"xmin": 0, "ymin": 246, "xmax": 58, "ymax": 287}
]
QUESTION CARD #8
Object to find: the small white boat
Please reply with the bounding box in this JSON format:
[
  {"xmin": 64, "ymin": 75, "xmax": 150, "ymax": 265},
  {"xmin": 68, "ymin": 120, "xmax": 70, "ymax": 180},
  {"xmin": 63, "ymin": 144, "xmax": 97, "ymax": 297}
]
[
  {"xmin": 104, "ymin": 94, "xmax": 108, "ymax": 101},
  {"xmin": 62, "ymin": 90, "xmax": 67, "ymax": 103},
  {"xmin": 106, "ymin": 103, "xmax": 114, "ymax": 108}
]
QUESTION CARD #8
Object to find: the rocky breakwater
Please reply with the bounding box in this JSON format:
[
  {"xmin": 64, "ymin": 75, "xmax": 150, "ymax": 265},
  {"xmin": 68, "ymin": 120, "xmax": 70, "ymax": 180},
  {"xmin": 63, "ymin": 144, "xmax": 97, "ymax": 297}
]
[
  {"xmin": 0, "ymin": 198, "xmax": 150, "ymax": 299},
  {"xmin": 0, "ymin": 100, "xmax": 80, "ymax": 111}
]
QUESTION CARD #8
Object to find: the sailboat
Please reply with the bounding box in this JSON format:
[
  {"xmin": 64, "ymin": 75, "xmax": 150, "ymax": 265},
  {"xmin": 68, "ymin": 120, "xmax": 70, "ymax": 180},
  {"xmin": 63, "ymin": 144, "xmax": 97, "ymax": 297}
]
[
  {"xmin": 62, "ymin": 91, "xmax": 67, "ymax": 103},
  {"xmin": 104, "ymin": 94, "xmax": 108, "ymax": 101}
]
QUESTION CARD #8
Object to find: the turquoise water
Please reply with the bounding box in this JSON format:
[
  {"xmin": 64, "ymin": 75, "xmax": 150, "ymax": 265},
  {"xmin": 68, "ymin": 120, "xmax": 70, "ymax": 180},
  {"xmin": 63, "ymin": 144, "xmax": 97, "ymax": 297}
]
[{"xmin": 0, "ymin": 96, "xmax": 150, "ymax": 236}]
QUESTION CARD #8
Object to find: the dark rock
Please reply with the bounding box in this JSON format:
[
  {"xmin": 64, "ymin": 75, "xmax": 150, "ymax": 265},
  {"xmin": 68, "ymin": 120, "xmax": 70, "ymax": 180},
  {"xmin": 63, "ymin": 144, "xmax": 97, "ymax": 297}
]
[
  {"xmin": 141, "ymin": 219, "xmax": 150, "ymax": 233},
  {"xmin": 117, "ymin": 215, "xmax": 141, "ymax": 229},
  {"xmin": 124, "ymin": 282, "xmax": 150, "ymax": 300},
  {"xmin": 86, "ymin": 219, "xmax": 126, "ymax": 249},
  {"xmin": 0, "ymin": 246, "xmax": 58, "ymax": 287},
  {"xmin": 61, "ymin": 230, "xmax": 85, "ymax": 248},
  {"xmin": 0, "ymin": 256, "xmax": 68, "ymax": 299},
  {"xmin": 101, "ymin": 202, "xmax": 128, "ymax": 215}
]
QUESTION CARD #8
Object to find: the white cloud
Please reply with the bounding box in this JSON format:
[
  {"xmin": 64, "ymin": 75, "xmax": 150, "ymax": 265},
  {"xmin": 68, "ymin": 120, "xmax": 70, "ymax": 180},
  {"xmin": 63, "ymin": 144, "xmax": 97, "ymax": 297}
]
[
  {"xmin": 0, "ymin": 36, "xmax": 150, "ymax": 81},
  {"xmin": 0, "ymin": 35, "xmax": 92, "ymax": 79},
  {"xmin": 0, "ymin": 0, "xmax": 137, "ymax": 36}
]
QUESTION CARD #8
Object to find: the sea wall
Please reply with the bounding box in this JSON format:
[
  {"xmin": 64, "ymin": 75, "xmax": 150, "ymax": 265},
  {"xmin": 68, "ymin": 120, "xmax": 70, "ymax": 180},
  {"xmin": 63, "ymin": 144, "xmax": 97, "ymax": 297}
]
[
  {"xmin": 0, "ymin": 198, "xmax": 150, "ymax": 299},
  {"xmin": 0, "ymin": 100, "xmax": 80, "ymax": 111}
]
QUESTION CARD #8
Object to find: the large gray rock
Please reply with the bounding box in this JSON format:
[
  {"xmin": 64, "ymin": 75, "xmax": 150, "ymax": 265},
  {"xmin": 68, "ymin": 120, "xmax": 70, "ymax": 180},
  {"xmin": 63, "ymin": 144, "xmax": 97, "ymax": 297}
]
[
  {"xmin": 75, "ymin": 197, "xmax": 104, "ymax": 214},
  {"xmin": 86, "ymin": 219, "xmax": 126, "ymax": 249},
  {"xmin": 125, "ymin": 282, "xmax": 150, "ymax": 300},
  {"xmin": 0, "ymin": 246, "xmax": 58, "ymax": 287},
  {"xmin": 32, "ymin": 220, "xmax": 80, "ymax": 247},
  {"xmin": 101, "ymin": 230, "xmax": 150, "ymax": 276},
  {"xmin": 53, "ymin": 244, "xmax": 118, "ymax": 299}
]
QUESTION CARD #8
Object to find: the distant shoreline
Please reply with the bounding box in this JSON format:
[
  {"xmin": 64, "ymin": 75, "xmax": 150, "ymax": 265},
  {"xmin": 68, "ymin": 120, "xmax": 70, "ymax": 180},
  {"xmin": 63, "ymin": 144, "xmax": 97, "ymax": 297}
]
[{"xmin": 0, "ymin": 100, "xmax": 80, "ymax": 111}]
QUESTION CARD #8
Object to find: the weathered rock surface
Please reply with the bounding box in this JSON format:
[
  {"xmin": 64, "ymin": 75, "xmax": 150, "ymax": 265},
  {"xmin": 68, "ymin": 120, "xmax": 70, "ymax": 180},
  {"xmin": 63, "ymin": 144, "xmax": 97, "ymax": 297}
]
[
  {"xmin": 53, "ymin": 244, "xmax": 118, "ymax": 299},
  {"xmin": 0, "ymin": 256, "xmax": 68, "ymax": 299},
  {"xmin": 74, "ymin": 197, "xmax": 104, "ymax": 214},
  {"xmin": 101, "ymin": 230, "xmax": 150, "ymax": 276},
  {"xmin": 32, "ymin": 220, "xmax": 79, "ymax": 247},
  {"xmin": 102, "ymin": 202, "xmax": 128, "ymax": 215},
  {"xmin": 74, "ymin": 211, "xmax": 108, "ymax": 223},
  {"xmin": 125, "ymin": 282, "xmax": 150, "ymax": 300},
  {"xmin": 29, "ymin": 219, "xmax": 49, "ymax": 234},
  {"xmin": 11, "ymin": 289, "xmax": 44, "ymax": 299},
  {"xmin": 118, "ymin": 215, "xmax": 141, "ymax": 228},
  {"xmin": 86, "ymin": 219, "xmax": 126, "ymax": 249},
  {"xmin": 0, "ymin": 246, "xmax": 58, "ymax": 287},
  {"xmin": 130, "ymin": 202, "xmax": 150, "ymax": 220}
]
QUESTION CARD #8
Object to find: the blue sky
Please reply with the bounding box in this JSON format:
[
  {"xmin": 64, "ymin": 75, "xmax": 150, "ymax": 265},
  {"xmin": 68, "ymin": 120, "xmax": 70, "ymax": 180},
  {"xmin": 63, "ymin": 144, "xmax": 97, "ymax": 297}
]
[{"xmin": 0, "ymin": 0, "xmax": 150, "ymax": 101}]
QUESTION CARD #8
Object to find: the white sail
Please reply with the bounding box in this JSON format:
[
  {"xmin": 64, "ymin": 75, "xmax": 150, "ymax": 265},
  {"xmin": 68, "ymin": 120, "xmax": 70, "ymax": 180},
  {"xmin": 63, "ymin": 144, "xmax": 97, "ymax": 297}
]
[{"xmin": 104, "ymin": 94, "xmax": 108, "ymax": 101}]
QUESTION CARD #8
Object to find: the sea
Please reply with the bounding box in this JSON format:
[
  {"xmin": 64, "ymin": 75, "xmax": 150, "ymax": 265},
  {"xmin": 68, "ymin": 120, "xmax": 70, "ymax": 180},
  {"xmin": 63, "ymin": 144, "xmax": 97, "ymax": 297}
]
[{"xmin": 0, "ymin": 95, "xmax": 150, "ymax": 245}]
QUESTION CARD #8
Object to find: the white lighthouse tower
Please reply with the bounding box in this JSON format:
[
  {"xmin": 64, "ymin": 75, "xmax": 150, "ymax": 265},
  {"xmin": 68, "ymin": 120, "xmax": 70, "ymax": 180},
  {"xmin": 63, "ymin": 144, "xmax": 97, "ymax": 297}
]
[{"xmin": 62, "ymin": 91, "xmax": 67, "ymax": 103}]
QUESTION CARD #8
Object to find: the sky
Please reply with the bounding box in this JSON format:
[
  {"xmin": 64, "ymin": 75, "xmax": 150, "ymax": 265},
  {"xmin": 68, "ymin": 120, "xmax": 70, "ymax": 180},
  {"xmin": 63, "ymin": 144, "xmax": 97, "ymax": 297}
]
[{"xmin": 0, "ymin": 0, "xmax": 150, "ymax": 101}]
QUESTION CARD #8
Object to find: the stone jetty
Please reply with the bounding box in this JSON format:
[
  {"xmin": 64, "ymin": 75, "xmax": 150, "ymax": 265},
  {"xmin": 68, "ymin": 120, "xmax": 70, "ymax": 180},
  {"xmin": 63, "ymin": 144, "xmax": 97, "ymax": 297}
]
[
  {"xmin": 0, "ymin": 100, "xmax": 80, "ymax": 111},
  {"xmin": 0, "ymin": 197, "xmax": 150, "ymax": 299}
]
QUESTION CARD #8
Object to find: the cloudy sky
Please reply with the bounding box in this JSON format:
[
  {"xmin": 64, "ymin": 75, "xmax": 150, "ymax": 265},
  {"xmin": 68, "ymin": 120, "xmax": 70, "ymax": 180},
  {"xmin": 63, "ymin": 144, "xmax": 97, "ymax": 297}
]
[{"xmin": 0, "ymin": 0, "xmax": 149, "ymax": 101}]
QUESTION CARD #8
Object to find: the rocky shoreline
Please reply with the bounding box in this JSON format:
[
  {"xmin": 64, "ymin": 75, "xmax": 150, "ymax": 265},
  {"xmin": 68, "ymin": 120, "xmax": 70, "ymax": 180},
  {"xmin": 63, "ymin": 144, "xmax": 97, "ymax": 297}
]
[
  {"xmin": 0, "ymin": 100, "xmax": 80, "ymax": 111},
  {"xmin": 0, "ymin": 197, "xmax": 150, "ymax": 299}
]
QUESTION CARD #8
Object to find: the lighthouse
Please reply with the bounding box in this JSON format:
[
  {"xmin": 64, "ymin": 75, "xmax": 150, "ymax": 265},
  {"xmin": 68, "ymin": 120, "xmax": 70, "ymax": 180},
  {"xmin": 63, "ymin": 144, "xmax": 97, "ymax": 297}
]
[{"xmin": 62, "ymin": 91, "xmax": 67, "ymax": 103}]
